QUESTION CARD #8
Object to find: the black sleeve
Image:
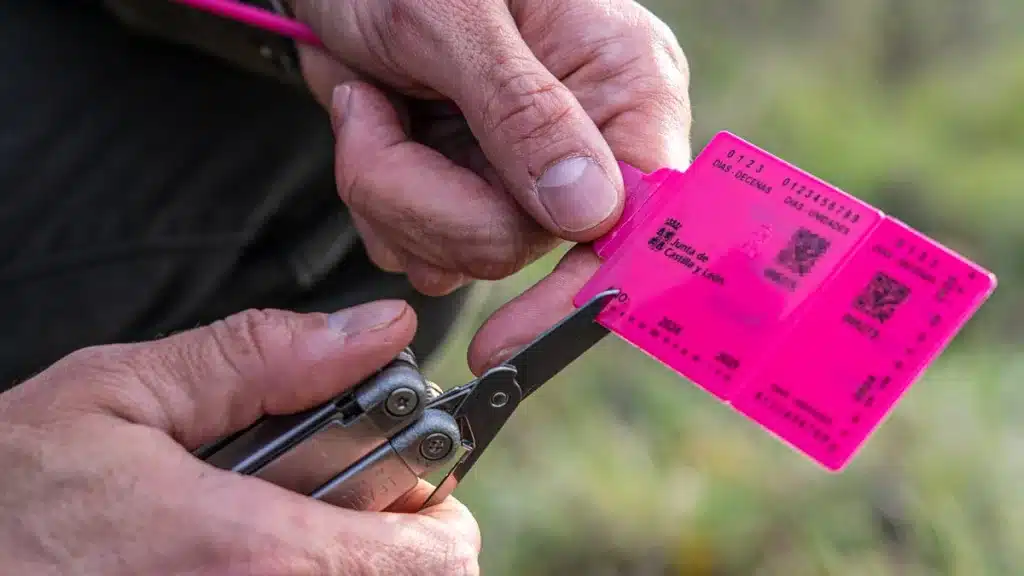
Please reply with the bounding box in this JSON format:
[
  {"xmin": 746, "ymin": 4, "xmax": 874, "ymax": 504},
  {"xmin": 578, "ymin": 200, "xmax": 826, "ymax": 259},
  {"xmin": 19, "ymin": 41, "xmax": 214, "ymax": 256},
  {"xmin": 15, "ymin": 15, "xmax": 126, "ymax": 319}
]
[
  {"xmin": 0, "ymin": 1, "xmax": 470, "ymax": 387},
  {"xmin": 102, "ymin": 0, "xmax": 307, "ymax": 85}
]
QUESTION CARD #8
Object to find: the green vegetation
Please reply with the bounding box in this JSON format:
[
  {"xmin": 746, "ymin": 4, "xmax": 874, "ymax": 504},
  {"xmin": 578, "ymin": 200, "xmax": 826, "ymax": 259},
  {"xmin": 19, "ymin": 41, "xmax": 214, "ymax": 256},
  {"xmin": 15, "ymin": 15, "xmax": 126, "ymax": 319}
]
[{"xmin": 426, "ymin": 1, "xmax": 1024, "ymax": 573}]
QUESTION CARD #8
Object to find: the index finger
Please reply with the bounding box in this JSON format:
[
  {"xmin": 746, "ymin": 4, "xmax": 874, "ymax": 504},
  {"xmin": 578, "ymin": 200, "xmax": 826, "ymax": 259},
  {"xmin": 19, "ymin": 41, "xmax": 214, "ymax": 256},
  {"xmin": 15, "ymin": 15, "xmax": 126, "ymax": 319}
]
[{"xmin": 468, "ymin": 245, "xmax": 601, "ymax": 374}]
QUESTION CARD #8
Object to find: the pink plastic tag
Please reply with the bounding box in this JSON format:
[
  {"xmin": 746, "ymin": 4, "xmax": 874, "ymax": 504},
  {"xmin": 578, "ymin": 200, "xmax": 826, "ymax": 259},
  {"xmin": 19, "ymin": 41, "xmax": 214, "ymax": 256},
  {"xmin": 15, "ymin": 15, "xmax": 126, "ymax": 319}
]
[
  {"xmin": 581, "ymin": 132, "xmax": 997, "ymax": 471},
  {"xmin": 592, "ymin": 163, "xmax": 677, "ymax": 260}
]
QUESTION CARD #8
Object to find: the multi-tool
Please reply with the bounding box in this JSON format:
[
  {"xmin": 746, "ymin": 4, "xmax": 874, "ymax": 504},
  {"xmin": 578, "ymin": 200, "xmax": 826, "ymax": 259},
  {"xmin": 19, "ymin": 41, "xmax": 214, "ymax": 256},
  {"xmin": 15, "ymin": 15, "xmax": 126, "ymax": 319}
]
[{"xmin": 195, "ymin": 289, "xmax": 620, "ymax": 511}]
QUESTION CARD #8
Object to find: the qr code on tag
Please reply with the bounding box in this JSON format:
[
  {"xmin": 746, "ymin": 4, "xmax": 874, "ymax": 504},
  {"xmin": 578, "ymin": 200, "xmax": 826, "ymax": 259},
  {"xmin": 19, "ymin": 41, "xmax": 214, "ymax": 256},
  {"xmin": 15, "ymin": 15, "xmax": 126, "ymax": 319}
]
[
  {"xmin": 776, "ymin": 227, "xmax": 831, "ymax": 276},
  {"xmin": 853, "ymin": 272, "xmax": 911, "ymax": 323}
]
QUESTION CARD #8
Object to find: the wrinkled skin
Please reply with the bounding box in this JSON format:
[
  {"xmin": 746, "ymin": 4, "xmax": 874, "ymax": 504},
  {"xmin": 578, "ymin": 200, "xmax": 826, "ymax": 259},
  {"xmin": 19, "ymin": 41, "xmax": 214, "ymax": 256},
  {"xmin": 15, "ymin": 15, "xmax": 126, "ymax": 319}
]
[
  {"xmin": 0, "ymin": 301, "xmax": 481, "ymax": 575},
  {"xmin": 0, "ymin": 3, "xmax": 692, "ymax": 572},
  {"xmin": 290, "ymin": 0, "xmax": 693, "ymax": 374}
]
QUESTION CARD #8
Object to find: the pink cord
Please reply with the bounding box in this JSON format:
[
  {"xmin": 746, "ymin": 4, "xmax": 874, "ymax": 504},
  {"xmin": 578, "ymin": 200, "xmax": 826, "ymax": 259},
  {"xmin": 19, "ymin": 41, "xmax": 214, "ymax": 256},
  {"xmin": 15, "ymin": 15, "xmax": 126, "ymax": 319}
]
[{"xmin": 168, "ymin": 0, "xmax": 323, "ymax": 47}]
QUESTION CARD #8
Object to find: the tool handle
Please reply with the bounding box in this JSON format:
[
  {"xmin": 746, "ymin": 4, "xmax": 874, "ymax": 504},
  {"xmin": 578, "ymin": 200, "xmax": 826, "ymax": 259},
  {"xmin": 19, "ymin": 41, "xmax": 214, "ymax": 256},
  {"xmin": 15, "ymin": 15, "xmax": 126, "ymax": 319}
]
[
  {"xmin": 196, "ymin": 349, "xmax": 461, "ymax": 510},
  {"xmin": 310, "ymin": 408, "xmax": 461, "ymax": 511}
]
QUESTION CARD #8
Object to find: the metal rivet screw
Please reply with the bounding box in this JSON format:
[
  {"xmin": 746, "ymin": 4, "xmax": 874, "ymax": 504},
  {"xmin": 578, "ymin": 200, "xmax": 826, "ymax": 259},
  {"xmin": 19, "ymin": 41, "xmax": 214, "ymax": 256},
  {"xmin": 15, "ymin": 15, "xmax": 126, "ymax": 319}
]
[
  {"xmin": 490, "ymin": 391, "xmax": 508, "ymax": 408},
  {"xmin": 420, "ymin": 433, "xmax": 454, "ymax": 461},
  {"xmin": 385, "ymin": 387, "xmax": 419, "ymax": 417}
]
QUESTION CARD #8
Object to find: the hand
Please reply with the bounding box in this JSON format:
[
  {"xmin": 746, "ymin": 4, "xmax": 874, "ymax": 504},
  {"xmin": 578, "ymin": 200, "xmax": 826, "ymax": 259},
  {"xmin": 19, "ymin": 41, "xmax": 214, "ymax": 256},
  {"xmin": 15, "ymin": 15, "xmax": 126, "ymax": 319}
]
[
  {"xmin": 292, "ymin": 0, "xmax": 692, "ymax": 373},
  {"xmin": 0, "ymin": 301, "xmax": 480, "ymax": 575}
]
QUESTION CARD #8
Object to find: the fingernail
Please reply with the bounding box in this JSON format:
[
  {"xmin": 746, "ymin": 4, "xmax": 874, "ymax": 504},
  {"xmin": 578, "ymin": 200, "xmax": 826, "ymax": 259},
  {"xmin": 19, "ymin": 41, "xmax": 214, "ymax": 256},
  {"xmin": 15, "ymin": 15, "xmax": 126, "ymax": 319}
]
[
  {"xmin": 327, "ymin": 300, "xmax": 407, "ymax": 335},
  {"xmin": 330, "ymin": 84, "xmax": 353, "ymax": 132},
  {"xmin": 537, "ymin": 157, "xmax": 618, "ymax": 233}
]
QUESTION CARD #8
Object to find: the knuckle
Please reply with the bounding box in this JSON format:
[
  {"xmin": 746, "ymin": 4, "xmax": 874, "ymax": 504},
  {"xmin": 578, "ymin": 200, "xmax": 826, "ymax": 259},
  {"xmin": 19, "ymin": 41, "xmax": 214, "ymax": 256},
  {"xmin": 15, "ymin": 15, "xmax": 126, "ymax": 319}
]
[
  {"xmin": 624, "ymin": 14, "xmax": 689, "ymax": 89},
  {"xmin": 468, "ymin": 254, "xmax": 522, "ymax": 281},
  {"xmin": 206, "ymin": 309, "xmax": 295, "ymax": 380},
  {"xmin": 342, "ymin": 158, "xmax": 407, "ymax": 225},
  {"xmin": 372, "ymin": 0, "xmax": 440, "ymax": 62},
  {"xmin": 335, "ymin": 152, "xmax": 375, "ymax": 212},
  {"xmin": 381, "ymin": 0, "xmax": 432, "ymax": 38},
  {"xmin": 468, "ymin": 242, "xmax": 525, "ymax": 281},
  {"xmin": 460, "ymin": 216, "xmax": 550, "ymax": 281},
  {"xmin": 391, "ymin": 200, "xmax": 541, "ymax": 281},
  {"xmin": 645, "ymin": 13, "xmax": 689, "ymax": 79},
  {"xmin": 574, "ymin": 8, "xmax": 690, "ymax": 131},
  {"xmin": 442, "ymin": 539, "xmax": 481, "ymax": 576},
  {"xmin": 406, "ymin": 266, "xmax": 463, "ymax": 298},
  {"xmin": 630, "ymin": 70, "xmax": 691, "ymax": 129},
  {"xmin": 614, "ymin": 13, "xmax": 692, "ymax": 128},
  {"xmin": 60, "ymin": 344, "xmax": 117, "ymax": 373},
  {"xmin": 355, "ymin": 223, "xmax": 407, "ymax": 274},
  {"xmin": 368, "ymin": 246, "xmax": 407, "ymax": 274},
  {"xmin": 339, "ymin": 168, "xmax": 370, "ymax": 213},
  {"xmin": 600, "ymin": 6, "xmax": 688, "ymax": 89},
  {"xmin": 482, "ymin": 63, "xmax": 578, "ymax": 160},
  {"xmin": 57, "ymin": 344, "xmax": 140, "ymax": 385}
]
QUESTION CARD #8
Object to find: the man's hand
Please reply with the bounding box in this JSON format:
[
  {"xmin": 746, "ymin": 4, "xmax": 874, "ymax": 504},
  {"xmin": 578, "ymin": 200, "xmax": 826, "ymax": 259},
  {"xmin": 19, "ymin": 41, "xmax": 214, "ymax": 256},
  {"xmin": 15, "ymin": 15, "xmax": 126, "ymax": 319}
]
[
  {"xmin": 0, "ymin": 301, "xmax": 480, "ymax": 575},
  {"xmin": 292, "ymin": 0, "xmax": 692, "ymax": 373}
]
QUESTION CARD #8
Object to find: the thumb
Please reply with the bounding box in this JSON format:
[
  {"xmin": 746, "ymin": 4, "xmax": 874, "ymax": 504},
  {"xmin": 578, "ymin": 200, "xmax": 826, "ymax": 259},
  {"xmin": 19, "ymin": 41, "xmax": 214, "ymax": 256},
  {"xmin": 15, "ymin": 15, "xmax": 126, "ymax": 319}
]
[
  {"xmin": 73, "ymin": 301, "xmax": 416, "ymax": 449},
  {"xmin": 418, "ymin": 10, "xmax": 624, "ymax": 241}
]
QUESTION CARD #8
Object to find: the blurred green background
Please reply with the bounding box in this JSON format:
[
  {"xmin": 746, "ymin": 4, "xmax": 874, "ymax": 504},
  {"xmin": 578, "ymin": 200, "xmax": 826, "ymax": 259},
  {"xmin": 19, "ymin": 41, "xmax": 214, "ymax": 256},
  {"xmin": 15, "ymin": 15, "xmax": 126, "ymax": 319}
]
[{"xmin": 424, "ymin": 1, "xmax": 1024, "ymax": 574}]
